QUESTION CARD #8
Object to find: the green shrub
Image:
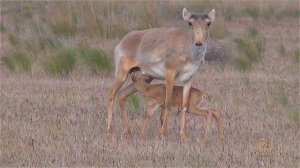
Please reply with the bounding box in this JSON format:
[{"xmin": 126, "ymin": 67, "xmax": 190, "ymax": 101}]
[
  {"xmin": 0, "ymin": 23, "xmax": 6, "ymax": 33},
  {"xmin": 233, "ymin": 57, "xmax": 251, "ymax": 72},
  {"xmin": 13, "ymin": 52, "xmax": 32, "ymax": 72},
  {"xmin": 244, "ymin": 7, "xmax": 260, "ymax": 18},
  {"xmin": 293, "ymin": 49, "xmax": 300, "ymax": 64},
  {"xmin": 1, "ymin": 56, "xmax": 15, "ymax": 71},
  {"xmin": 79, "ymin": 47, "xmax": 112, "ymax": 72},
  {"xmin": 8, "ymin": 33, "xmax": 20, "ymax": 46},
  {"xmin": 1, "ymin": 52, "xmax": 32, "ymax": 72},
  {"xmin": 42, "ymin": 49, "xmax": 77, "ymax": 75},
  {"xmin": 233, "ymin": 28, "xmax": 265, "ymax": 71},
  {"xmin": 278, "ymin": 42, "xmax": 286, "ymax": 57},
  {"xmin": 41, "ymin": 47, "xmax": 113, "ymax": 75},
  {"xmin": 291, "ymin": 111, "xmax": 299, "ymax": 125},
  {"xmin": 45, "ymin": 37, "xmax": 61, "ymax": 49}
]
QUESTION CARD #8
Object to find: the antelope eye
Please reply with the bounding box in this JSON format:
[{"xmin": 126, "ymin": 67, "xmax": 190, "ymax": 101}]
[
  {"xmin": 207, "ymin": 22, "xmax": 211, "ymax": 27},
  {"xmin": 188, "ymin": 22, "xmax": 192, "ymax": 26}
]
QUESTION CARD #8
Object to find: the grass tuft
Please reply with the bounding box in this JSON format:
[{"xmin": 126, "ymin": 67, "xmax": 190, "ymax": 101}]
[
  {"xmin": 278, "ymin": 42, "xmax": 286, "ymax": 57},
  {"xmin": 291, "ymin": 111, "xmax": 299, "ymax": 125},
  {"xmin": 50, "ymin": 21, "xmax": 77, "ymax": 37},
  {"xmin": 126, "ymin": 95, "xmax": 141, "ymax": 112},
  {"xmin": 244, "ymin": 7, "xmax": 260, "ymax": 18},
  {"xmin": 12, "ymin": 52, "xmax": 32, "ymax": 72},
  {"xmin": 1, "ymin": 56, "xmax": 16, "ymax": 71},
  {"xmin": 8, "ymin": 33, "xmax": 20, "ymax": 46},
  {"xmin": 79, "ymin": 47, "xmax": 112, "ymax": 72},
  {"xmin": 233, "ymin": 28, "xmax": 265, "ymax": 71},
  {"xmin": 233, "ymin": 57, "xmax": 251, "ymax": 72},
  {"xmin": 1, "ymin": 52, "xmax": 32, "ymax": 72},
  {"xmin": 0, "ymin": 23, "xmax": 6, "ymax": 33},
  {"xmin": 293, "ymin": 48, "xmax": 299, "ymax": 64},
  {"xmin": 42, "ymin": 49, "xmax": 77, "ymax": 75}
]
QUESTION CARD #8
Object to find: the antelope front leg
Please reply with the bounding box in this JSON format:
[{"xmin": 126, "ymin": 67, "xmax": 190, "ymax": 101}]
[
  {"xmin": 180, "ymin": 79, "xmax": 192, "ymax": 141},
  {"xmin": 160, "ymin": 69, "xmax": 176, "ymax": 140}
]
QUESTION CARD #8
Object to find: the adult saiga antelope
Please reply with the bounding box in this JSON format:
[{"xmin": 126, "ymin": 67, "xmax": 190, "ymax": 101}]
[{"xmin": 107, "ymin": 8, "xmax": 215, "ymax": 140}]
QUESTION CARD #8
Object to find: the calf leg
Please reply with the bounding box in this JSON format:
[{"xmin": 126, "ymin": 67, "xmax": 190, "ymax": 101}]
[
  {"xmin": 118, "ymin": 74, "xmax": 153, "ymax": 137},
  {"xmin": 141, "ymin": 101, "xmax": 160, "ymax": 138},
  {"xmin": 210, "ymin": 109, "xmax": 224, "ymax": 140},
  {"xmin": 204, "ymin": 112, "xmax": 212, "ymax": 141},
  {"xmin": 188, "ymin": 107, "xmax": 212, "ymax": 140},
  {"xmin": 190, "ymin": 107, "xmax": 224, "ymax": 141}
]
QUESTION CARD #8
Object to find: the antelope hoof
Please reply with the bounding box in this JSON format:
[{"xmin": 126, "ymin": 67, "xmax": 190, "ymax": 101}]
[
  {"xmin": 140, "ymin": 133, "xmax": 145, "ymax": 139},
  {"xmin": 219, "ymin": 135, "xmax": 225, "ymax": 142},
  {"xmin": 124, "ymin": 128, "xmax": 132, "ymax": 138},
  {"xmin": 180, "ymin": 132, "xmax": 190, "ymax": 142},
  {"xmin": 160, "ymin": 130, "xmax": 168, "ymax": 140},
  {"xmin": 107, "ymin": 126, "xmax": 113, "ymax": 136}
]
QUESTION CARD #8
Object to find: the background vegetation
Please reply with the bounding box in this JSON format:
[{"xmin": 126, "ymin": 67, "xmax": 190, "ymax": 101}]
[{"xmin": 1, "ymin": 1, "xmax": 299, "ymax": 167}]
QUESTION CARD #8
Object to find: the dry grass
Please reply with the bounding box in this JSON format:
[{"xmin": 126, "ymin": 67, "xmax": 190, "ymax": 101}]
[
  {"xmin": 1, "ymin": 67, "xmax": 299, "ymax": 167},
  {"xmin": 210, "ymin": 16, "xmax": 227, "ymax": 40},
  {"xmin": 0, "ymin": 1, "xmax": 299, "ymax": 167}
]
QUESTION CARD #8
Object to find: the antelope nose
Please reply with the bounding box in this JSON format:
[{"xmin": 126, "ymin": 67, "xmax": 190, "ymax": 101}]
[{"xmin": 195, "ymin": 42, "xmax": 202, "ymax": 46}]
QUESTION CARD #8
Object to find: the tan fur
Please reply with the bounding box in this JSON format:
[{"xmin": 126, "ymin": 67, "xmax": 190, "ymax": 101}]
[{"xmin": 107, "ymin": 8, "xmax": 215, "ymax": 140}]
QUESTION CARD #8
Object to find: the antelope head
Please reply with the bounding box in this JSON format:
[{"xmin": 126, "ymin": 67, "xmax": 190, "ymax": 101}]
[{"xmin": 183, "ymin": 8, "xmax": 215, "ymax": 47}]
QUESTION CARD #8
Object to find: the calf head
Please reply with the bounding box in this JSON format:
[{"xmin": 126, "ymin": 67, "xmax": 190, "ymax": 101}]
[{"xmin": 130, "ymin": 70, "xmax": 152, "ymax": 83}]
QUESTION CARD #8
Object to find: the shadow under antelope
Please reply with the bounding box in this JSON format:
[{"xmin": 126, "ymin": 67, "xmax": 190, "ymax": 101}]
[{"xmin": 108, "ymin": 8, "xmax": 216, "ymax": 140}]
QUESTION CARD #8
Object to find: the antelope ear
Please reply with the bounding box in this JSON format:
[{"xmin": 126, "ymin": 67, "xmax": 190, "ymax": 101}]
[
  {"xmin": 208, "ymin": 9, "xmax": 215, "ymax": 22},
  {"xmin": 182, "ymin": 8, "xmax": 192, "ymax": 21}
]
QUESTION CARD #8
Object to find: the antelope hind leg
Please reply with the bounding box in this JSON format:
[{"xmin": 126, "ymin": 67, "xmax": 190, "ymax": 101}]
[{"xmin": 118, "ymin": 83, "xmax": 137, "ymax": 137}]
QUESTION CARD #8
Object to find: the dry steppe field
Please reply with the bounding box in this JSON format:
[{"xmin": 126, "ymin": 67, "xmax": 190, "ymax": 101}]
[{"xmin": 0, "ymin": 1, "xmax": 299, "ymax": 167}]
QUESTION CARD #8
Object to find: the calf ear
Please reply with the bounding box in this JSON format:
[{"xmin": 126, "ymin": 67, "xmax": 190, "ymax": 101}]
[
  {"xmin": 208, "ymin": 9, "xmax": 215, "ymax": 22},
  {"xmin": 182, "ymin": 8, "xmax": 192, "ymax": 21}
]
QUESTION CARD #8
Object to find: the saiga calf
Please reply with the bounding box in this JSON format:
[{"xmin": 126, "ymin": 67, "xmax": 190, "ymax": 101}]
[{"xmin": 125, "ymin": 70, "xmax": 224, "ymax": 140}]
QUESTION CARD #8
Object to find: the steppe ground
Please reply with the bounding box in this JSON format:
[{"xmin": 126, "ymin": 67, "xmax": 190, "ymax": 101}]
[{"xmin": 1, "ymin": 1, "xmax": 299, "ymax": 167}]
